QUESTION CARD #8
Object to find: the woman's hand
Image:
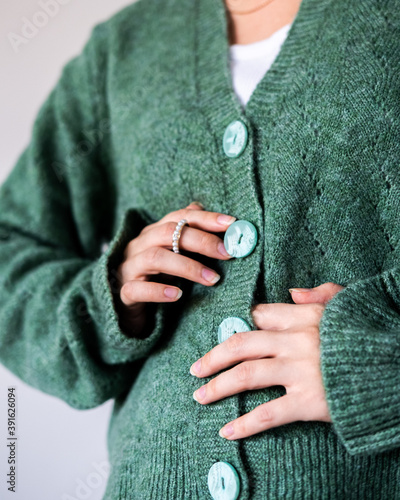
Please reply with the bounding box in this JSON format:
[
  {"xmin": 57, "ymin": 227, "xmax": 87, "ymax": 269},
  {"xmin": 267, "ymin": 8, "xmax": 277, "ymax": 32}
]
[
  {"xmin": 190, "ymin": 282, "xmax": 344, "ymax": 440},
  {"xmin": 115, "ymin": 202, "xmax": 236, "ymax": 336}
]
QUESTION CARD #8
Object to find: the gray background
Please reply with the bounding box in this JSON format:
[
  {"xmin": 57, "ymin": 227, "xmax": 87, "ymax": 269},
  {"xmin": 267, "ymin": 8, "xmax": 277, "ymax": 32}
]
[{"xmin": 0, "ymin": 1, "xmax": 137, "ymax": 498}]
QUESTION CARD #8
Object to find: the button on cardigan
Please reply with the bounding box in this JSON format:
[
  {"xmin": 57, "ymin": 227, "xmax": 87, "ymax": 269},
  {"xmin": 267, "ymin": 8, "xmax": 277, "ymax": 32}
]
[{"xmin": 1, "ymin": 0, "xmax": 400, "ymax": 498}]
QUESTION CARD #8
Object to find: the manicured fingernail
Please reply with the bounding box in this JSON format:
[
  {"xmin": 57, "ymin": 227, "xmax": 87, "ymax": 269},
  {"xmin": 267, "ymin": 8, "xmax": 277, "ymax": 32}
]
[
  {"xmin": 193, "ymin": 385, "xmax": 206, "ymax": 402},
  {"xmin": 190, "ymin": 359, "xmax": 202, "ymax": 376},
  {"xmin": 217, "ymin": 215, "xmax": 236, "ymax": 226},
  {"xmin": 218, "ymin": 242, "xmax": 230, "ymax": 257},
  {"xmin": 164, "ymin": 288, "xmax": 182, "ymax": 299},
  {"xmin": 202, "ymin": 268, "xmax": 221, "ymax": 284},
  {"xmin": 289, "ymin": 288, "xmax": 312, "ymax": 293},
  {"xmin": 219, "ymin": 423, "xmax": 234, "ymax": 438}
]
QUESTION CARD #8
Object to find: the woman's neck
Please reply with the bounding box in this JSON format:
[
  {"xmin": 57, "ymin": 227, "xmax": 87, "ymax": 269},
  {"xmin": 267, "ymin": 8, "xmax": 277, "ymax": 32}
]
[{"xmin": 225, "ymin": 0, "xmax": 303, "ymax": 45}]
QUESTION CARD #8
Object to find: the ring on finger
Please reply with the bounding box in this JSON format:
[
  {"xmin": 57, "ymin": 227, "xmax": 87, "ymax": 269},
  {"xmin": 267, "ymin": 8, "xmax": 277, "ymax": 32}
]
[{"xmin": 172, "ymin": 219, "xmax": 189, "ymax": 254}]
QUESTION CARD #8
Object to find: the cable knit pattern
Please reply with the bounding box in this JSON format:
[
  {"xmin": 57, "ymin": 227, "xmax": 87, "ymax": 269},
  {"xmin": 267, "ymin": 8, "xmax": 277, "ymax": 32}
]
[{"xmin": 0, "ymin": 0, "xmax": 400, "ymax": 498}]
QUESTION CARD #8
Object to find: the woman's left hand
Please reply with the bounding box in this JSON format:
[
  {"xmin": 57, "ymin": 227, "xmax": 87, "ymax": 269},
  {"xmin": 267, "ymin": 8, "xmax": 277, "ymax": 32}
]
[{"xmin": 190, "ymin": 282, "xmax": 344, "ymax": 440}]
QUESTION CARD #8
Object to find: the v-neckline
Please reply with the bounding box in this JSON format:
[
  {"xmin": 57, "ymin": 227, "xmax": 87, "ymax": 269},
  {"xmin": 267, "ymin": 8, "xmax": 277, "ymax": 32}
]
[{"xmin": 194, "ymin": 0, "xmax": 333, "ymax": 128}]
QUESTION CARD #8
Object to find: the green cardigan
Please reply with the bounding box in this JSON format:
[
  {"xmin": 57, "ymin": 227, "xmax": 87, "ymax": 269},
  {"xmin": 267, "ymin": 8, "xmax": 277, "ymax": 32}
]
[{"xmin": 1, "ymin": 0, "xmax": 400, "ymax": 497}]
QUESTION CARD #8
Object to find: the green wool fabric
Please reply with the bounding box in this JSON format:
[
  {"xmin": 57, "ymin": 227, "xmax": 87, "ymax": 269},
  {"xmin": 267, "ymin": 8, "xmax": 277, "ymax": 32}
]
[{"xmin": 1, "ymin": 0, "xmax": 400, "ymax": 497}]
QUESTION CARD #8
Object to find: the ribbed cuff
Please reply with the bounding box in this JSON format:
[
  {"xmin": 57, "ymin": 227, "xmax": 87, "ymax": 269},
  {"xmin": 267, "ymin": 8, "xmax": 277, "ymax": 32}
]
[
  {"xmin": 319, "ymin": 270, "xmax": 400, "ymax": 455},
  {"xmin": 91, "ymin": 208, "xmax": 165, "ymax": 365}
]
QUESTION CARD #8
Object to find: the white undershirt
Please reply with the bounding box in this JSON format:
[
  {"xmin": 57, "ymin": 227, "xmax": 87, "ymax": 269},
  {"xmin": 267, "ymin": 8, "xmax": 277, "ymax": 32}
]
[{"xmin": 229, "ymin": 23, "xmax": 293, "ymax": 108}]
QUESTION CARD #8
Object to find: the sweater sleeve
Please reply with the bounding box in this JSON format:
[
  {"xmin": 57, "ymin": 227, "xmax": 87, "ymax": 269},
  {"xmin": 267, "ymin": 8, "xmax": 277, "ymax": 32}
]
[
  {"xmin": 0, "ymin": 23, "xmax": 166, "ymax": 410},
  {"xmin": 318, "ymin": 269, "xmax": 400, "ymax": 456}
]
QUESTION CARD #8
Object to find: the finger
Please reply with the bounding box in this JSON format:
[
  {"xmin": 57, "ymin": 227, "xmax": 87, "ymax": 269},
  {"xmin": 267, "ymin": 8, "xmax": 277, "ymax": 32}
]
[
  {"xmin": 289, "ymin": 282, "xmax": 345, "ymax": 304},
  {"xmin": 127, "ymin": 221, "xmax": 232, "ymax": 260},
  {"xmin": 120, "ymin": 280, "xmax": 183, "ymax": 306},
  {"xmin": 251, "ymin": 302, "xmax": 325, "ymax": 330},
  {"xmin": 190, "ymin": 330, "xmax": 289, "ymax": 378},
  {"xmin": 123, "ymin": 246, "xmax": 221, "ymax": 286},
  {"xmin": 192, "ymin": 358, "xmax": 289, "ymax": 405},
  {"xmin": 142, "ymin": 207, "xmax": 237, "ymax": 235},
  {"xmin": 251, "ymin": 303, "xmax": 294, "ymax": 331},
  {"xmin": 218, "ymin": 394, "xmax": 301, "ymax": 440}
]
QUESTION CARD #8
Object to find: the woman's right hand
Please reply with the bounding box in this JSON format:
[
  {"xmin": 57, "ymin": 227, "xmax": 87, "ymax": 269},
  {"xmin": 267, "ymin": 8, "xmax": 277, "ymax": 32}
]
[{"xmin": 115, "ymin": 202, "xmax": 237, "ymax": 337}]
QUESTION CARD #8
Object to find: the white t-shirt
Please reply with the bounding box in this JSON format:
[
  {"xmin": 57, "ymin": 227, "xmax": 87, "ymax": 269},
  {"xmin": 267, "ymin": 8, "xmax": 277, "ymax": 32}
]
[{"xmin": 229, "ymin": 23, "xmax": 293, "ymax": 108}]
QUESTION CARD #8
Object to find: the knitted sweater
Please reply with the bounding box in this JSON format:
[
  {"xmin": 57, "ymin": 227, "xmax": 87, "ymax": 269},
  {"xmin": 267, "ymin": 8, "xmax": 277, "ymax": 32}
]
[{"xmin": 1, "ymin": 0, "xmax": 400, "ymax": 498}]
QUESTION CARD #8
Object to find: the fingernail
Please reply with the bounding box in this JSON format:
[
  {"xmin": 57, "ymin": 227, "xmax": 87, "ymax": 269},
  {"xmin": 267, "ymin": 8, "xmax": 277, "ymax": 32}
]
[
  {"xmin": 219, "ymin": 423, "xmax": 234, "ymax": 438},
  {"xmin": 289, "ymin": 288, "xmax": 313, "ymax": 293},
  {"xmin": 202, "ymin": 268, "xmax": 221, "ymax": 284},
  {"xmin": 218, "ymin": 242, "xmax": 231, "ymax": 257},
  {"xmin": 193, "ymin": 385, "xmax": 206, "ymax": 402},
  {"xmin": 190, "ymin": 359, "xmax": 202, "ymax": 376},
  {"xmin": 190, "ymin": 201, "xmax": 204, "ymax": 209},
  {"xmin": 164, "ymin": 288, "xmax": 182, "ymax": 299},
  {"xmin": 217, "ymin": 214, "xmax": 236, "ymax": 226}
]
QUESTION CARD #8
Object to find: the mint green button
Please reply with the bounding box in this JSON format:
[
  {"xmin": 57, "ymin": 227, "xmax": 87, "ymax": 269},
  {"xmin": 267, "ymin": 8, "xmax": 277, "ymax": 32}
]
[
  {"xmin": 218, "ymin": 317, "xmax": 251, "ymax": 344},
  {"xmin": 223, "ymin": 120, "xmax": 248, "ymax": 158},
  {"xmin": 208, "ymin": 461, "xmax": 240, "ymax": 500},
  {"xmin": 224, "ymin": 220, "xmax": 258, "ymax": 258}
]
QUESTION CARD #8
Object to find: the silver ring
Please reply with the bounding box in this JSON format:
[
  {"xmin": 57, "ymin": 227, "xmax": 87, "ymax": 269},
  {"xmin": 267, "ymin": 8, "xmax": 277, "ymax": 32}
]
[{"xmin": 172, "ymin": 219, "xmax": 189, "ymax": 254}]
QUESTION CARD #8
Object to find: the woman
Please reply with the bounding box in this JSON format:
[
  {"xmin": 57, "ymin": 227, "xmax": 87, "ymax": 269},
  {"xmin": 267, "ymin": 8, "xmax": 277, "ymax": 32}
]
[{"xmin": 0, "ymin": 0, "xmax": 399, "ymax": 498}]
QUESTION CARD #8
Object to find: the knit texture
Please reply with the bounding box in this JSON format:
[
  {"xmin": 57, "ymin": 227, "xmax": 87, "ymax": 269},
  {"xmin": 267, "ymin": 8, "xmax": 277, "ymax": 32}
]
[{"xmin": 1, "ymin": 0, "xmax": 400, "ymax": 498}]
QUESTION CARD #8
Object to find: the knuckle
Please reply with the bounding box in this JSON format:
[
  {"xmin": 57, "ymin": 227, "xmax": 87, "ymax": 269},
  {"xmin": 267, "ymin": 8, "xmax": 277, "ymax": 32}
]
[
  {"xmin": 164, "ymin": 222, "xmax": 177, "ymax": 239},
  {"xmin": 257, "ymin": 404, "xmax": 273, "ymax": 424},
  {"xmin": 146, "ymin": 221, "xmax": 157, "ymax": 231},
  {"xmin": 123, "ymin": 238, "xmax": 136, "ymax": 259},
  {"xmin": 183, "ymin": 260, "xmax": 198, "ymax": 278},
  {"xmin": 235, "ymin": 361, "xmax": 253, "ymax": 383},
  {"xmin": 252, "ymin": 303, "xmax": 270, "ymax": 322},
  {"xmin": 139, "ymin": 224, "xmax": 151, "ymax": 236},
  {"xmin": 146, "ymin": 246, "xmax": 163, "ymax": 267},
  {"xmin": 198, "ymin": 231, "xmax": 212, "ymax": 249},
  {"xmin": 251, "ymin": 305, "xmax": 261, "ymax": 320},
  {"xmin": 201, "ymin": 350, "xmax": 214, "ymax": 373},
  {"xmin": 234, "ymin": 417, "xmax": 247, "ymax": 437},
  {"xmin": 226, "ymin": 332, "xmax": 246, "ymax": 355},
  {"xmin": 205, "ymin": 380, "xmax": 215, "ymax": 399},
  {"xmin": 175, "ymin": 208, "xmax": 190, "ymax": 220}
]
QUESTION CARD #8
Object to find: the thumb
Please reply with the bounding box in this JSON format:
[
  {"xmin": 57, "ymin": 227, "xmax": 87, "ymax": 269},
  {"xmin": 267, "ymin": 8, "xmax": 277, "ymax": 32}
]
[
  {"xmin": 289, "ymin": 282, "xmax": 345, "ymax": 304},
  {"xmin": 186, "ymin": 201, "xmax": 205, "ymax": 210}
]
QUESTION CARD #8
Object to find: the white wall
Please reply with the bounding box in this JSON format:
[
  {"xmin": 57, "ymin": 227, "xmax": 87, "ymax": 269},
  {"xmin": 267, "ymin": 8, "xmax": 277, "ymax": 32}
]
[{"xmin": 0, "ymin": 1, "xmax": 137, "ymax": 498}]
